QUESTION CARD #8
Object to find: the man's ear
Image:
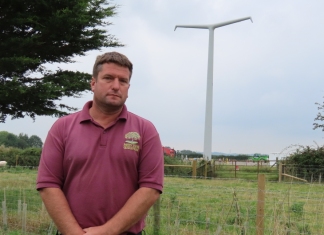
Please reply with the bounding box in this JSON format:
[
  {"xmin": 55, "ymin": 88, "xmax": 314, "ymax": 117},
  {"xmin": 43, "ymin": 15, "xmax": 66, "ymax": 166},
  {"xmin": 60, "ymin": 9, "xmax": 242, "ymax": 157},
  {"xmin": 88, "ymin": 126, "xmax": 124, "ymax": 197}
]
[{"xmin": 90, "ymin": 77, "xmax": 96, "ymax": 91}]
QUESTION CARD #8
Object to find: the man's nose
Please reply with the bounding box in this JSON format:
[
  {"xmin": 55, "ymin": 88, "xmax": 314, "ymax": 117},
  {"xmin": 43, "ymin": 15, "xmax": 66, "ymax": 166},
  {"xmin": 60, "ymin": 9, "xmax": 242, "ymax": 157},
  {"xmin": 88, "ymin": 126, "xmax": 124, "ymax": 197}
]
[{"xmin": 111, "ymin": 78, "xmax": 120, "ymax": 89}]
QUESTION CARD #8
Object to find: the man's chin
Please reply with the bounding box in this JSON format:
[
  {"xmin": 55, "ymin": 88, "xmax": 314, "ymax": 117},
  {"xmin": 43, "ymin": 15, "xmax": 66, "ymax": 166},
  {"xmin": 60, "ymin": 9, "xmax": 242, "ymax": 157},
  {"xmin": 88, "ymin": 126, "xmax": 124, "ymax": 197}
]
[
  {"xmin": 95, "ymin": 98, "xmax": 125, "ymax": 112},
  {"xmin": 103, "ymin": 102, "xmax": 124, "ymax": 111}
]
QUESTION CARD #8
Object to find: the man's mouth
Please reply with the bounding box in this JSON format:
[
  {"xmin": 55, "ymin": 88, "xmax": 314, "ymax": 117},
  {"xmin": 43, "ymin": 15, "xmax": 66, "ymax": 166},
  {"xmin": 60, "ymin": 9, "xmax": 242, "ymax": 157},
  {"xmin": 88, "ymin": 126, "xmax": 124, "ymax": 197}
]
[{"xmin": 107, "ymin": 93, "xmax": 120, "ymax": 98}]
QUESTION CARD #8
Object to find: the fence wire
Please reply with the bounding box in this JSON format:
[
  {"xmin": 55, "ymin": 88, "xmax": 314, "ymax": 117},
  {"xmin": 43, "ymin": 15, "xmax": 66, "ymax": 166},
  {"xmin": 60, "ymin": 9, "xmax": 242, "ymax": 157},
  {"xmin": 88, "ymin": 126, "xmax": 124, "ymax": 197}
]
[
  {"xmin": 144, "ymin": 176, "xmax": 324, "ymax": 235},
  {"xmin": 1, "ymin": 166, "xmax": 324, "ymax": 234}
]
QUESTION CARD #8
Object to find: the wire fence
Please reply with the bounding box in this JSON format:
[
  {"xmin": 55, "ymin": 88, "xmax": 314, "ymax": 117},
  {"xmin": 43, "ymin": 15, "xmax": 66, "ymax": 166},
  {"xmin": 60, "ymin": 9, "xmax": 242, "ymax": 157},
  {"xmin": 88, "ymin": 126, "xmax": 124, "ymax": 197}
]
[
  {"xmin": 282, "ymin": 164, "xmax": 324, "ymax": 183},
  {"xmin": 165, "ymin": 160, "xmax": 279, "ymax": 181},
  {"xmin": 2, "ymin": 165, "xmax": 324, "ymax": 234},
  {"xmin": 144, "ymin": 176, "xmax": 324, "ymax": 235}
]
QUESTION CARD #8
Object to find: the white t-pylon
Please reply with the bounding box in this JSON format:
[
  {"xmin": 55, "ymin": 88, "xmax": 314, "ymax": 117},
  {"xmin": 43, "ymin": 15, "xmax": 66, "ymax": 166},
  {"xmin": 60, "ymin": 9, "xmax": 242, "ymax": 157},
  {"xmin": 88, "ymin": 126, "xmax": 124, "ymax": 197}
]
[{"xmin": 175, "ymin": 17, "xmax": 253, "ymax": 160}]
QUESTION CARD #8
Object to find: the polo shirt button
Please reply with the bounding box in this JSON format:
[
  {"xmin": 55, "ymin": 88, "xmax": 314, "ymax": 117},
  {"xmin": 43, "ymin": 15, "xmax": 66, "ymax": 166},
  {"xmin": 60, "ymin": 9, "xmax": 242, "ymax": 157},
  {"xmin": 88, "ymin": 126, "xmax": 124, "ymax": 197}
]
[{"xmin": 103, "ymin": 131, "xmax": 106, "ymax": 134}]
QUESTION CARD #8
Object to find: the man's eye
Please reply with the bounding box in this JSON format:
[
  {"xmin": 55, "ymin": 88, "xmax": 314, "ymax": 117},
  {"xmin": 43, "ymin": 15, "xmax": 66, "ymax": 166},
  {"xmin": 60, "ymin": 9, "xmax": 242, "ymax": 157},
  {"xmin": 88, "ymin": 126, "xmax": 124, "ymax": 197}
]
[
  {"xmin": 120, "ymin": 79, "xmax": 129, "ymax": 84},
  {"xmin": 104, "ymin": 77, "xmax": 113, "ymax": 81}
]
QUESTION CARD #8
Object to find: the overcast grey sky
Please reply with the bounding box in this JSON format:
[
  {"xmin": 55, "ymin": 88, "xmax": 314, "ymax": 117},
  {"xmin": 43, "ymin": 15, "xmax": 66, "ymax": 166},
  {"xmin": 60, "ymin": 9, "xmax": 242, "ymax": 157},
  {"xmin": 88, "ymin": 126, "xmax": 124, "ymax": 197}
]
[{"xmin": 1, "ymin": 0, "xmax": 324, "ymax": 157}]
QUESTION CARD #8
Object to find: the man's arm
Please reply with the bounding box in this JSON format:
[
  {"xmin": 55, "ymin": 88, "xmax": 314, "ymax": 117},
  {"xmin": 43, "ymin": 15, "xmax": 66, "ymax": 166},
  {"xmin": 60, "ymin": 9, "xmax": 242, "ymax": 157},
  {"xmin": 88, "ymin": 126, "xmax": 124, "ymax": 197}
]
[
  {"xmin": 83, "ymin": 187, "xmax": 160, "ymax": 235},
  {"xmin": 39, "ymin": 188, "xmax": 84, "ymax": 235}
]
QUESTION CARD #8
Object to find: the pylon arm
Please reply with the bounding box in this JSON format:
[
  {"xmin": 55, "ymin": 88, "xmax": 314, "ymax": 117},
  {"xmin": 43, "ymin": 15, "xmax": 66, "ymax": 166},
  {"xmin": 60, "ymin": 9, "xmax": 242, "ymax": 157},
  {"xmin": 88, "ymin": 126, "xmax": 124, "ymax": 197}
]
[{"xmin": 175, "ymin": 16, "xmax": 252, "ymax": 31}]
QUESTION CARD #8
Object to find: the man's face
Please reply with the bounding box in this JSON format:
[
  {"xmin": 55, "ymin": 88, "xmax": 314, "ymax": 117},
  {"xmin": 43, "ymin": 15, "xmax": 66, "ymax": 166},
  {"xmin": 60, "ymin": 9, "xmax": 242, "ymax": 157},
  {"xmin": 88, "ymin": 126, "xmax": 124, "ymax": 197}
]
[{"xmin": 91, "ymin": 63, "xmax": 130, "ymax": 111}]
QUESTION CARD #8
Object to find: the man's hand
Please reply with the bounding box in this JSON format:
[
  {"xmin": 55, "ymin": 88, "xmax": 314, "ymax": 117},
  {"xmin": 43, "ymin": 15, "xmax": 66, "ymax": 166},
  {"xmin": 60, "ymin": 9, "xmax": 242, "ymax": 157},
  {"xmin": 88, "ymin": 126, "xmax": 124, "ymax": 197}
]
[
  {"xmin": 83, "ymin": 226, "xmax": 107, "ymax": 235},
  {"xmin": 83, "ymin": 187, "xmax": 160, "ymax": 235}
]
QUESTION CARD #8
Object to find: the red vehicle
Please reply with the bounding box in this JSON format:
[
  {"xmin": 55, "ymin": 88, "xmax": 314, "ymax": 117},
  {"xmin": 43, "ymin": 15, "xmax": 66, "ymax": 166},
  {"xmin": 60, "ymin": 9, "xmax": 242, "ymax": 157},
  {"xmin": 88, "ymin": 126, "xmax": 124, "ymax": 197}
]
[{"xmin": 162, "ymin": 146, "xmax": 176, "ymax": 157}]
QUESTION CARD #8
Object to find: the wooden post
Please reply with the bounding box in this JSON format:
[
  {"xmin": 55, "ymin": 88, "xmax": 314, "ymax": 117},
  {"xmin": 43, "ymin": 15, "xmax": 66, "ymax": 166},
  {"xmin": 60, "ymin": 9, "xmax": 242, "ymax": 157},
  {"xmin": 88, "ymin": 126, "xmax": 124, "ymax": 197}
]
[
  {"xmin": 2, "ymin": 189, "xmax": 7, "ymax": 229},
  {"xmin": 235, "ymin": 161, "xmax": 237, "ymax": 178},
  {"xmin": 319, "ymin": 173, "xmax": 322, "ymax": 184},
  {"xmin": 2, "ymin": 201, "xmax": 7, "ymax": 229},
  {"xmin": 22, "ymin": 203, "xmax": 27, "ymax": 234},
  {"xmin": 212, "ymin": 160, "xmax": 215, "ymax": 178},
  {"xmin": 153, "ymin": 197, "xmax": 160, "ymax": 235},
  {"xmin": 192, "ymin": 160, "xmax": 197, "ymax": 178},
  {"xmin": 18, "ymin": 199, "xmax": 21, "ymax": 216},
  {"xmin": 281, "ymin": 173, "xmax": 307, "ymax": 182},
  {"xmin": 204, "ymin": 161, "xmax": 208, "ymax": 178},
  {"xmin": 276, "ymin": 157, "xmax": 279, "ymax": 171},
  {"xmin": 257, "ymin": 161, "xmax": 260, "ymax": 174},
  {"xmin": 256, "ymin": 174, "xmax": 265, "ymax": 235},
  {"xmin": 278, "ymin": 162, "xmax": 282, "ymax": 182}
]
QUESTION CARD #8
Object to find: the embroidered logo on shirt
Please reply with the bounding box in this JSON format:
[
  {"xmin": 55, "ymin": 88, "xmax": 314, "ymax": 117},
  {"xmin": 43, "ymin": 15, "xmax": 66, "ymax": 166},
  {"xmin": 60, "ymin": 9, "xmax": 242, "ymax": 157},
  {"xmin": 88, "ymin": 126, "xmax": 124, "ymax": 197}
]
[{"xmin": 123, "ymin": 132, "xmax": 140, "ymax": 152}]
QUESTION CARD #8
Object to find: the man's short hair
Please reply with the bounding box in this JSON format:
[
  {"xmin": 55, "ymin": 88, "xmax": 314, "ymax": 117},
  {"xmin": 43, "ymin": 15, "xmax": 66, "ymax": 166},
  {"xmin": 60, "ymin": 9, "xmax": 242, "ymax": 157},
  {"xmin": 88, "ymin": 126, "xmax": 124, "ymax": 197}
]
[{"xmin": 92, "ymin": 51, "xmax": 133, "ymax": 79}]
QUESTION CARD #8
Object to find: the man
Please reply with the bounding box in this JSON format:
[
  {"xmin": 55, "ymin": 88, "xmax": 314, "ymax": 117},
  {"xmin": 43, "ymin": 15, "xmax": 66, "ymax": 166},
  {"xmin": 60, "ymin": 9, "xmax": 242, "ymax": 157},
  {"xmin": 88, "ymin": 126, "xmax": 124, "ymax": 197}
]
[{"xmin": 37, "ymin": 52, "xmax": 164, "ymax": 235}]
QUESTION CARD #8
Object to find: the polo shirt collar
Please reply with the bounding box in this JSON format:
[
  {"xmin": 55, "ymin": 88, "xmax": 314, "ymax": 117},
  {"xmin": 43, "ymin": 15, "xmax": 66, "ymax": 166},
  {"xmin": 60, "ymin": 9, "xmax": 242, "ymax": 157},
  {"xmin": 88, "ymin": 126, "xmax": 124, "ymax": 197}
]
[{"xmin": 79, "ymin": 101, "xmax": 128, "ymax": 123}]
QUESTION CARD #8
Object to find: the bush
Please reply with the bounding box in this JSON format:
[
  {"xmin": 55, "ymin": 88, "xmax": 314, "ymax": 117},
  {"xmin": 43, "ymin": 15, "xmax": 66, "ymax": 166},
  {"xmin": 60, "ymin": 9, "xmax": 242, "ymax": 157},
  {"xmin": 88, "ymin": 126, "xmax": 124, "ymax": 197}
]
[
  {"xmin": 284, "ymin": 145, "xmax": 324, "ymax": 166},
  {"xmin": 283, "ymin": 144, "xmax": 324, "ymax": 180},
  {"xmin": 0, "ymin": 145, "xmax": 41, "ymax": 166}
]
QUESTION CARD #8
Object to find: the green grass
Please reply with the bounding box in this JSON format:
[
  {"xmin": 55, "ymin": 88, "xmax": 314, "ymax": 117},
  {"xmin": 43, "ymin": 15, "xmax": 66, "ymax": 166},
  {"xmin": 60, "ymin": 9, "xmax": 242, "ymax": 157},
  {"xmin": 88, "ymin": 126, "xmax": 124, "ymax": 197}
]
[
  {"xmin": 1, "ymin": 167, "xmax": 324, "ymax": 234},
  {"xmin": 145, "ymin": 177, "xmax": 324, "ymax": 234},
  {"xmin": 213, "ymin": 164, "xmax": 278, "ymax": 181}
]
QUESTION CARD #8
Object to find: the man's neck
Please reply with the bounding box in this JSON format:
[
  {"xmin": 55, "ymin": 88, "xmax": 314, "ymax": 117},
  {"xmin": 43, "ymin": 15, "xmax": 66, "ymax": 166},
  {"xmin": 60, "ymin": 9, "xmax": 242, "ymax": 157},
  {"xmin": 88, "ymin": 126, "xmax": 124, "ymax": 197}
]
[{"xmin": 89, "ymin": 103, "xmax": 123, "ymax": 129}]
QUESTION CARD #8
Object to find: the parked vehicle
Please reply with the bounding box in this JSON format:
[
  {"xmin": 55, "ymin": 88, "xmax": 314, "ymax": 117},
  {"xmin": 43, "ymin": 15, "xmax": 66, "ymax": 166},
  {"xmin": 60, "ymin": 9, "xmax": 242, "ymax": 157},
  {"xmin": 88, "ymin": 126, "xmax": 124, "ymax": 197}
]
[{"xmin": 249, "ymin": 153, "xmax": 269, "ymax": 162}]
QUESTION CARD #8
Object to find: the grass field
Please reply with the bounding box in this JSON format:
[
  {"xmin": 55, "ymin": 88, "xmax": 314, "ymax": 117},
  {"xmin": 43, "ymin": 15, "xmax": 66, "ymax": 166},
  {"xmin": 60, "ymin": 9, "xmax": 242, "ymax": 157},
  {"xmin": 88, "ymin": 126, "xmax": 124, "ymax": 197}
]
[
  {"xmin": 146, "ymin": 177, "xmax": 324, "ymax": 234},
  {"xmin": 1, "ymin": 167, "xmax": 324, "ymax": 234},
  {"xmin": 165, "ymin": 160, "xmax": 279, "ymax": 181}
]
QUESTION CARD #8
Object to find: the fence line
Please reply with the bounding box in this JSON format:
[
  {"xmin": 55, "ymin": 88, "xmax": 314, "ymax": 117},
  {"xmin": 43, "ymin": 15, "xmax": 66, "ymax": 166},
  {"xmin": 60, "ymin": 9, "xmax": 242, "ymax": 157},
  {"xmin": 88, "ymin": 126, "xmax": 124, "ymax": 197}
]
[
  {"xmin": 145, "ymin": 176, "xmax": 324, "ymax": 235},
  {"xmin": 165, "ymin": 159, "xmax": 279, "ymax": 180},
  {"xmin": 166, "ymin": 160, "xmax": 324, "ymax": 184},
  {"xmin": 2, "ymin": 166, "xmax": 324, "ymax": 234}
]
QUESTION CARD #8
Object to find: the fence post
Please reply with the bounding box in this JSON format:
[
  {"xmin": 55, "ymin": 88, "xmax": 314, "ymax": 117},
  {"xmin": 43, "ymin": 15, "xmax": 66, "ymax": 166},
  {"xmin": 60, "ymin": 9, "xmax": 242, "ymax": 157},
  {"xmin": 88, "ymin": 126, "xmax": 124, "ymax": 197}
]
[
  {"xmin": 153, "ymin": 197, "xmax": 161, "ymax": 235},
  {"xmin": 22, "ymin": 203, "xmax": 27, "ymax": 234},
  {"xmin": 212, "ymin": 160, "xmax": 215, "ymax": 178},
  {"xmin": 18, "ymin": 199, "xmax": 22, "ymax": 216},
  {"xmin": 204, "ymin": 162, "xmax": 208, "ymax": 178},
  {"xmin": 278, "ymin": 162, "xmax": 282, "ymax": 182},
  {"xmin": 319, "ymin": 173, "xmax": 322, "ymax": 184},
  {"xmin": 2, "ymin": 189, "xmax": 7, "ymax": 229},
  {"xmin": 2, "ymin": 200, "xmax": 7, "ymax": 230},
  {"xmin": 235, "ymin": 161, "xmax": 237, "ymax": 178},
  {"xmin": 192, "ymin": 160, "xmax": 197, "ymax": 178},
  {"xmin": 256, "ymin": 174, "xmax": 265, "ymax": 235}
]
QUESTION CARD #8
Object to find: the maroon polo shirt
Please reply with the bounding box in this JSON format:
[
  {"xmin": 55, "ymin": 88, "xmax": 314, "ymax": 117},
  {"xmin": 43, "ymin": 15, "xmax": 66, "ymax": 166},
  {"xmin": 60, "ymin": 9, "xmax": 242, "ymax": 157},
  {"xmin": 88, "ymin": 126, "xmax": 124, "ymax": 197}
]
[{"xmin": 37, "ymin": 101, "xmax": 164, "ymax": 234}]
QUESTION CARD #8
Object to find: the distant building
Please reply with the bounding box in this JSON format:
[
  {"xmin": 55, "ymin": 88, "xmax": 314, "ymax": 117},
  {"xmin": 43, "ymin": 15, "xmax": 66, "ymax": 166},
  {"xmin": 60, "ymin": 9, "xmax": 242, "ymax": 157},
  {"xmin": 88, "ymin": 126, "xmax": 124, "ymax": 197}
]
[{"xmin": 162, "ymin": 146, "xmax": 176, "ymax": 157}]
